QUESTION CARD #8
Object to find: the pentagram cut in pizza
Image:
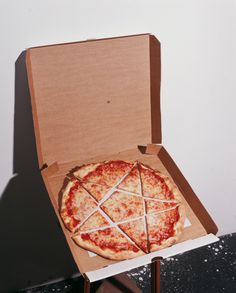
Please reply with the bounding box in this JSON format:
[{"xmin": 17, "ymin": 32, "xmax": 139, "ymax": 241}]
[{"xmin": 60, "ymin": 160, "xmax": 185, "ymax": 260}]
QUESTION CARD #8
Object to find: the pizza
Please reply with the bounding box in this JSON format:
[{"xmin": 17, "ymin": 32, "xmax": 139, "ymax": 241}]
[{"xmin": 60, "ymin": 160, "xmax": 185, "ymax": 260}]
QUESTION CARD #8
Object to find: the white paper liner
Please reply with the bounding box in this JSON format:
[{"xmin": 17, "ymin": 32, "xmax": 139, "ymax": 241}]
[{"xmin": 184, "ymin": 217, "xmax": 191, "ymax": 227}]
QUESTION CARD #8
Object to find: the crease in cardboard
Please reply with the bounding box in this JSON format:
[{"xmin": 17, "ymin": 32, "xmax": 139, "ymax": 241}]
[{"xmin": 41, "ymin": 161, "xmax": 59, "ymax": 177}]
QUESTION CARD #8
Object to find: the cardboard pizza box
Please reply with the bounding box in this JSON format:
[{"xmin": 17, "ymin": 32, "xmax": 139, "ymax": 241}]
[{"xmin": 26, "ymin": 33, "xmax": 218, "ymax": 281}]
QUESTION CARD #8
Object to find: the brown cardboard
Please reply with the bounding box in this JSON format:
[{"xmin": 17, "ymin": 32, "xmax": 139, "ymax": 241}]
[
  {"xmin": 41, "ymin": 147, "xmax": 217, "ymax": 273},
  {"xmin": 26, "ymin": 34, "xmax": 217, "ymax": 275},
  {"xmin": 149, "ymin": 36, "xmax": 162, "ymax": 143},
  {"xmin": 26, "ymin": 33, "xmax": 160, "ymax": 168}
]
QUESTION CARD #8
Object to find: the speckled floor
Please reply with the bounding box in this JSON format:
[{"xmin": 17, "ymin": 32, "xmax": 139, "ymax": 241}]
[{"xmin": 20, "ymin": 233, "xmax": 236, "ymax": 293}]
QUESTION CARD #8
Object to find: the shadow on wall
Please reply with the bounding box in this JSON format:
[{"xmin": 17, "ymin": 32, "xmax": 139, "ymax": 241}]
[{"xmin": 0, "ymin": 51, "xmax": 77, "ymax": 292}]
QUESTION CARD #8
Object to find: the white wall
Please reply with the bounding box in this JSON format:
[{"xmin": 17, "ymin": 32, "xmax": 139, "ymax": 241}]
[{"xmin": 0, "ymin": 0, "xmax": 236, "ymax": 290}]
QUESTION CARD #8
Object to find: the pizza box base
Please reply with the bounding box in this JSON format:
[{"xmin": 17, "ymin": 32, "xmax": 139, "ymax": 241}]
[
  {"xmin": 26, "ymin": 34, "xmax": 218, "ymax": 282},
  {"xmin": 86, "ymin": 233, "xmax": 218, "ymax": 282},
  {"xmin": 41, "ymin": 145, "xmax": 218, "ymax": 281}
]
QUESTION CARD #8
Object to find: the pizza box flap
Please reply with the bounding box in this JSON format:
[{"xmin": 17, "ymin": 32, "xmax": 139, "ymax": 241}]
[{"xmin": 26, "ymin": 34, "xmax": 161, "ymax": 168}]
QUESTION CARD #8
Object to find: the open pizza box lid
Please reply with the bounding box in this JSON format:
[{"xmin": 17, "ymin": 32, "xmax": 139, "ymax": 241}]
[{"xmin": 26, "ymin": 34, "xmax": 218, "ymax": 281}]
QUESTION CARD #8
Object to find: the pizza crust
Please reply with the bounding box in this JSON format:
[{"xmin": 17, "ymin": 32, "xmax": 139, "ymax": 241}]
[
  {"xmin": 60, "ymin": 179, "xmax": 75, "ymax": 212},
  {"xmin": 74, "ymin": 160, "xmax": 133, "ymax": 180},
  {"xmin": 73, "ymin": 233, "xmax": 144, "ymax": 260},
  {"xmin": 60, "ymin": 180, "xmax": 77, "ymax": 231},
  {"xmin": 74, "ymin": 163, "xmax": 100, "ymax": 179}
]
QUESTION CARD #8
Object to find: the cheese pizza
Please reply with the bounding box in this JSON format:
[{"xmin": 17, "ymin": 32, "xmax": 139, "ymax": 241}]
[{"xmin": 60, "ymin": 160, "xmax": 185, "ymax": 260}]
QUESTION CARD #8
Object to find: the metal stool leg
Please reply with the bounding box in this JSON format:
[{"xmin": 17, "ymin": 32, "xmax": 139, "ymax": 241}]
[
  {"xmin": 83, "ymin": 274, "xmax": 91, "ymax": 293},
  {"xmin": 151, "ymin": 257, "xmax": 163, "ymax": 293}
]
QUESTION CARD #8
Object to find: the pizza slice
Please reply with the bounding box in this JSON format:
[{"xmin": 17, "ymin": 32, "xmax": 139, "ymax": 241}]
[
  {"xmin": 101, "ymin": 191, "xmax": 144, "ymax": 222},
  {"xmin": 73, "ymin": 227, "xmax": 144, "ymax": 260},
  {"xmin": 119, "ymin": 217, "xmax": 149, "ymax": 253},
  {"xmin": 60, "ymin": 179, "xmax": 97, "ymax": 232},
  {"xmin": 74, "ymin": 160, "xmax": 133, "ymax": 187},
  {"xmin": 139, "ymin": 163, "xmax": 175, "ymax": 200},
  {"xmin": 79, "ymin": 210, "xmax": 109, "ymax": 231},
  {"xmin": 145, "ymin": 199, "xmax": 179, "ymax": 214},
  {"xmin": 117, "ymin": 165, "xmax": 141, "ymax": 194},
  {"xmin": 146, "ymin": 206, "xmax": 185, "ymax": 252},
  {"xmin": 81, "ymin": 181, "xmax": 110, "ymax": 202}
]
